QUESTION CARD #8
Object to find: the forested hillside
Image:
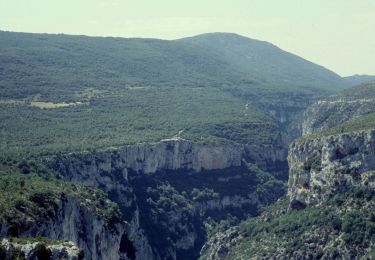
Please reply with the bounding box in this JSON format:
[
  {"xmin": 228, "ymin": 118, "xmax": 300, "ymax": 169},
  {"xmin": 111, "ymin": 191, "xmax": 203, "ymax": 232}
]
[
  {"xmin": 0, "ymin": 31, "xmax": 348, "ymax": 160},
  {"xmin": 0, "ymin": 31, "xmax": 347, "ymax": 101},
  {"xmin": 0, "ymin": 31, "xmax": 356, "ymax": 259}
]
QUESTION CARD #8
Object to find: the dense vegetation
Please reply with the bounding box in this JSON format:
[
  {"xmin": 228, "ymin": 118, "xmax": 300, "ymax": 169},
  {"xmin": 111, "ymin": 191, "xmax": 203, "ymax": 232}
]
[
  {"xmin": 301, "ymin": 81, "xmax": 375, "ymax": 138},
  {"xmin": 0, "ymin": 31, "xmax": 349, "ymax": 161},
  {"xmin": 344, "ymin": 75, "xmax": 375, "ymax": 87},
  {"xmin": 0, "ymin": 31, "xmax": 346, "ymax": 101},
  {"xmin": 0, "ymin": 31, "xmax": 358, "ymax": 259},
  {"xmin": 317, "ymin": 112, "xmax": 375, "ymax": 136},
  {"xmin": 0, "ymin": 160, "xmax": 122, "ymax": 236},
  {"xmin": 302, "ymin": 109, "xmax": 375, "ymax": 140},
  {"xmin": 130, "ymin": 164, "xmax": 287, "ymax": 259},
  {"xmin": 0, "ymin": 86, "xmax": 280, "ymax": 161},
  {"xmin": 225, "ymin": 187, "xmax": 375, "ymax": 259},
  {"xmin": 334, "ymin": 81, "xmax": 375, "ymax": 100},
  {"xmin": 181, "ymin": 33, "xmax": 347, "ymax": 90}
]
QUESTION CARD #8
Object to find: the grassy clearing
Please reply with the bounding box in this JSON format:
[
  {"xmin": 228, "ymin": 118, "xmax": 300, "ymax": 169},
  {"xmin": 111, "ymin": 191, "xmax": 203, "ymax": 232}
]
[{"xmin": 30, "ymin": 101, "xmax": 84, "ymax": 109}]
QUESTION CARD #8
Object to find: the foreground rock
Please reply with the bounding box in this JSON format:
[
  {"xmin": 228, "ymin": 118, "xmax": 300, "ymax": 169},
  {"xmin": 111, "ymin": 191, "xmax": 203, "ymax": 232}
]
[
  {"xmin": 1, "ymin": 239, "xmax": 82, "ymax": 260},
  {"xmin": 0, "ymin": 195, "xmax": 133, "ymax": 260}
]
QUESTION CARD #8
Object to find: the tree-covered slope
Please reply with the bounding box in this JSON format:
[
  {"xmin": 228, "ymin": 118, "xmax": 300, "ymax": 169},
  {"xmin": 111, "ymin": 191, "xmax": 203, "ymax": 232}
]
[
  {"xmin": 0, "ymin": 86, "xmax": 280, "ymax": 160},
  {"xmin": 180, "ymin": 33, "xmax": 347, "ymax": 91},
  {"xmin": 336, "ymin": 80, "xmax": 375, "ymax": 100},
  {"xmin": 0, "ymin": 32, "xmax": 248, "ymax": 100},
  {"xmin": 0, "ymin": 31, "xmax": 347, "ymax": 101},
  {"xmin": 305, "ymin": 112, "xmax": 375, "ymax": 138},
  {"xmin": 207, "ymin": 188, "xmax": 374, "ymax": 259},
  {"xmin": 0, "ymin": 31, "xmax": 348, "ymax": 159},
  {"xmin": 344, "ymin": 74, "xmax": 375, "ymax": 87},
  {"xmin": 303, "ymin": 81, "xmax": 375, "ymax": 135}
]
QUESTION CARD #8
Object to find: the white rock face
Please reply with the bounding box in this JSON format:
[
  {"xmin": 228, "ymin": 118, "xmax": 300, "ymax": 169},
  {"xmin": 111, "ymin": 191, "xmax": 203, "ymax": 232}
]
[
  {"xmin": 199, "ymin": 227, "xmax": 240, "ymax": 260},
  {"xmin": 0, "ymin": 196, "xmax": 130, "ymax": 260},
  {"xmin": 49, "ymin": 139, "xmax": 287, "ymax": 177},
  {"xmin": 288, "ymin": 129, "xmax": 375, "ymax": 207},
  {"xmin": 46, "ymin": 139, "xmax": 287, "ymax": 259},
  {"xmin": 1, "ymin": 239, "xmax": 81, "ymax": 260}
]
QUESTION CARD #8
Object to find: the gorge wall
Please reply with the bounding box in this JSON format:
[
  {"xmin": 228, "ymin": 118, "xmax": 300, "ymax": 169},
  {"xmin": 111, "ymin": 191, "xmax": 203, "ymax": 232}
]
[
  {"xmin": 242, "ymin": 89, "xmax": 328, "ymax": 144},
  {"xmin": 303, "ymin": 99, "xmax": 375, "ymax": 135},
  {"xmin": 49, "ymin": 138, "xmax": 288, "ymax": 177},
  {"xmin": 0, "ymin": 196, "xmax": 134, "ymax": 260},
  {"xmin": 45, "ymin": 139, "xmax": 288, "ymax": 259},
  {"xmin": 199, "ymin": 88, "xmax": 375, "ymax": 259},
  {"xmin": 1, "ymin": 91, "xmax": 328, "ymax": 260},
  {"xmin": 288, "ymin": 130, "xmax": 375, "ymax": 208}
]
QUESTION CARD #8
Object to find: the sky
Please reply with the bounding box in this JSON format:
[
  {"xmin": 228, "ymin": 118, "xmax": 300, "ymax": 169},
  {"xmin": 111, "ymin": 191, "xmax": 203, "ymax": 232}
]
[{"xmin": 0, "ymin": 0, "xmax": 374, "ymax": 76}]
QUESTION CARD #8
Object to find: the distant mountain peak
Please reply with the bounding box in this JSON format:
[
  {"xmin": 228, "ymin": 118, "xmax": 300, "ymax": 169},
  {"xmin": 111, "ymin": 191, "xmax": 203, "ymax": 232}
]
[
  {"xmin": 344, "ymin": 74, "xmax": 375, "ymax": 87},
  {"xmin": 179, "ymin": 32, "xmax": 270, "ymax": 45},
  {"xmin": 183, "ymin": 32, "xmax": 248, "ymax": 39}
]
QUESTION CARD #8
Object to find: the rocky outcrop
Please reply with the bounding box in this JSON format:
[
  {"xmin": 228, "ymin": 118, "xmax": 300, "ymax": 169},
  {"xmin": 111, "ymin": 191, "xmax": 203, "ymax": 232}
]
[
  {"xmin": 0, "ymin": 196, "xmax": 133, "ymax": 260},
  {"xmin": 303, "ymin": 98, "xmax": 375, "ymax": 135},
  {"xmin": 199, "ymin": 90, "xmax": 375, "ymax": 259},
  {"xmin": 0, "ymin": 239, "xmax": 82, "ymax": 260},
  {"xmin": 248, "ymin": 90, "xmax": 323, "ymax": 144},
  {"xmin": 49, "ymin": 138, "xmax": 287, "ymax": 177},
  {"xmin": 46, "ymin": 139, "xmax": 287, "ymax": 259},
  {"xmin": 199, "ymin": 227, "xmax": 240, "ymax": 260},
  {"xmin": 288, "ymin": 129, "xmax": 375, "ymax": 208},
  {"xmin": 303, "ymin": 81, "xmax": 375, "ymax": 135}
]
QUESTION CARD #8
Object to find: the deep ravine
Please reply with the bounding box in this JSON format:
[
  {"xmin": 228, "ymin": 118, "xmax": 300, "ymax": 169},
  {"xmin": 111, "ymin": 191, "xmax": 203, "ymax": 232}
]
[{"xmin": 46, "ymin": 139, "xmax": 289, "ymax": 259}]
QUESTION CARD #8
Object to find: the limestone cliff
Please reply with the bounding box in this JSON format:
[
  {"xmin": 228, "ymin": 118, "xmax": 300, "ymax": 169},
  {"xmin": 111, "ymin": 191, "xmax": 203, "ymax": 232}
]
[
  {"xmin": 49, "ymin": 138, "xmax": 287, "ymax": 177},
  {"xmin": 288, "ymin": 130, "xmax": 375, "ymax": 208},
  {"xmin": 199, "ymin": 126, "xmax": 375, "ymax": 259},
  {"xmin": 199, "ymin": 85, "xmax": 375, "ymax": 259},
  {"xmin": 248, "ymin": 90, "xmax": 324, "ymax": 144},
  {"xmin": 46, "ymin": 139, "xmax": 287, "ymax": 259},
  {"xmin": 0, "ymin": 196, "xmax": 134, "ymax": 260}
]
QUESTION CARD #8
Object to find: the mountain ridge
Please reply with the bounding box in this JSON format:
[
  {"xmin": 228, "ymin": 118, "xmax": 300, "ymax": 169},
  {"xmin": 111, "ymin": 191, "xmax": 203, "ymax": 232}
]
[
  {"xmin": 0, "ymin": 31, "xmax": 348, "ymax": 101},
  {"xmin": 344, "ymin": 74, "xmax": 375, "ymax": 87}
]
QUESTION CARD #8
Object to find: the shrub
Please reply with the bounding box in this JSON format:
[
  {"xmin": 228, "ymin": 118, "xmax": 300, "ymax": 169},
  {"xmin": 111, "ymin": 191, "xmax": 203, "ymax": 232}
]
[
  {"xmin": 304, "ymin": 156, "xmax": 321, "ymax": 171},
  {"xmin": 34, "ymin": 243, "xmax": 52, "ymax": 260},
  {"xmin": 0, "ymin": 244, "xmax": 6, "ymax": 260},
  {"xmin": 78, "ymin": 250, "xmax": 85, "ymax": 260},
  {"xmin": 331, "ymin": 217, "xmax": 342, "ymax": 231},
  {"xmin": 29, "ymin": 190, "xmax": 55, "ymax": 205},
  {"xmin": 18, "ymin": 160, "xmax": 31, "ymax": 174}
]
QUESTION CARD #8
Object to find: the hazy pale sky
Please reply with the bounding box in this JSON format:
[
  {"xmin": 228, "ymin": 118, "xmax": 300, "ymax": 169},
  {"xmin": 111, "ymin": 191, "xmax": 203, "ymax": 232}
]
[{"xmin": 1, "ymin": 0, "xmax": 374, "ymax": 76}]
